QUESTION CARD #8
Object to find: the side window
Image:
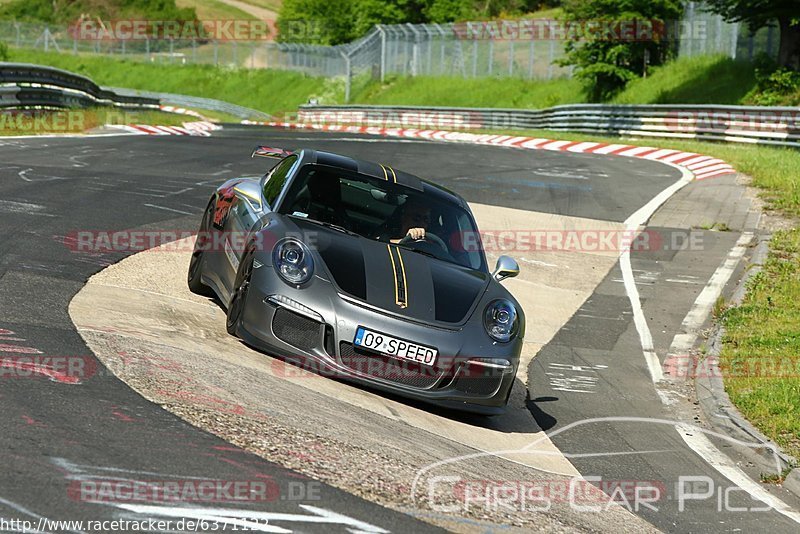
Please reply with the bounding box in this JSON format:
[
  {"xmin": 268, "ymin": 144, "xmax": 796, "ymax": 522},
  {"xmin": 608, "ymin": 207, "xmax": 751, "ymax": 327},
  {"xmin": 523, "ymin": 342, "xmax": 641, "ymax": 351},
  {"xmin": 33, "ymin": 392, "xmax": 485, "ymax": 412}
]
[{"xmin": 263, "ymin": 155, "xmax": 297, "ymax": 207}]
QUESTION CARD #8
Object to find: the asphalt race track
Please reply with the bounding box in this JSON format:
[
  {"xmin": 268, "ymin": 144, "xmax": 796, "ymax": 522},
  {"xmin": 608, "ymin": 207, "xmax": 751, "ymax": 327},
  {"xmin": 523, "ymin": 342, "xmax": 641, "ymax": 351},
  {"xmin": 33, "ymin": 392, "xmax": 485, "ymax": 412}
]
[{"xmin": 1, "ymin": 125, "xmax": 799, "ymax": 532}]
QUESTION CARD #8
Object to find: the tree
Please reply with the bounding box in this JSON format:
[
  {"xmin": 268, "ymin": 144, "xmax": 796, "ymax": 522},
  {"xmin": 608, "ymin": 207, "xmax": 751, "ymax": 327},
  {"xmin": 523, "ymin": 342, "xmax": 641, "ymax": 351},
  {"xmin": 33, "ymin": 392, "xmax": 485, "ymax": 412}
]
[
  {"xmin": 559, "ymin": 0, "xmax": 684, "ymax": 101},
  {"xmin": 704, "ymin": 0, "xmax": 799, "ymax": 69}
]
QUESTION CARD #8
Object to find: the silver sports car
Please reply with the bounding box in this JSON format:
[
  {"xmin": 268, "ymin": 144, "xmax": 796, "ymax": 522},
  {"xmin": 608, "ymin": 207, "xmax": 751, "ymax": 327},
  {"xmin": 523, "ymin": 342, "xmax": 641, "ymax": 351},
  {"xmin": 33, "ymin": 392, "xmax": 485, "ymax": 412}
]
[{"xmin": 188, "ymin": 147, "xmax": 524, "ymax": 414}]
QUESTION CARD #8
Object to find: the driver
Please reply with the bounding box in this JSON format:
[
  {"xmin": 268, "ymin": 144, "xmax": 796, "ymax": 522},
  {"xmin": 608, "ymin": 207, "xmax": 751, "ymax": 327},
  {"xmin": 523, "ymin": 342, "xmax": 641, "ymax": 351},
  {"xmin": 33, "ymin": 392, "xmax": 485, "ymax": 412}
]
[{"xmin": 390, "ymin": 198, "xmax": 431, "ymax": 244}]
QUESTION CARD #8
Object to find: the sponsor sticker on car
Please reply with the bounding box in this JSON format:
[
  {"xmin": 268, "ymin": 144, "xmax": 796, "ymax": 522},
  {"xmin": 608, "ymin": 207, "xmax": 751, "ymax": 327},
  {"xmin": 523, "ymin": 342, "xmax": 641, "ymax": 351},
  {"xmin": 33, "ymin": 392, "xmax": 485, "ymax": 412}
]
[{"xmin": 354, "ymin": 326, "xmax": 438, "ymax": 366}]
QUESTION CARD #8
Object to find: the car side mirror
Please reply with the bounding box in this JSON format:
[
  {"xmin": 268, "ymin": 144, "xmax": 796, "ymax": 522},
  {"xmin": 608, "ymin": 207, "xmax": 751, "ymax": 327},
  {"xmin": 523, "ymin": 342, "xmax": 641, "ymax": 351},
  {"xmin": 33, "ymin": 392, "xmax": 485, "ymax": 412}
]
[{"xmin": 493, "ymin": 255, "xmax": 519, "ymax": 282}]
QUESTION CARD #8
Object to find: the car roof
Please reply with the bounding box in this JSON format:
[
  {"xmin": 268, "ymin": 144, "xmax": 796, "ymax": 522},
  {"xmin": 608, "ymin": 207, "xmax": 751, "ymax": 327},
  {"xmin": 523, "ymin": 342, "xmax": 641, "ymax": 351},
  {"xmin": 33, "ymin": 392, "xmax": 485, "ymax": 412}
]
[{"xmin": 298, "ymin": 149, "xmax": 469, "ymax": 209}]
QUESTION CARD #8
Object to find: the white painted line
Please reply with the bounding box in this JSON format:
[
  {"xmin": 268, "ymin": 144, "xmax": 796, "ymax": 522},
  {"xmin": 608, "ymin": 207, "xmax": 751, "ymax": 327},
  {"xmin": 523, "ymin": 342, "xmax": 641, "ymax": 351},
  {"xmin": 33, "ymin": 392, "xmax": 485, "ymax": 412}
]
[
  {"xmin": 143, "ymin": 203, "xmax": 193, "ymax": 216},
  {"xmin": 621, "ymin": 163, "xmax": 695, "ymax": 383},
  {"xmin": 677, "ymin": 424, "xmax": 800, "ymax": 526},
  {"xmin": 672, "ymin": 232, "xmax": 753, "ymax": 354}
]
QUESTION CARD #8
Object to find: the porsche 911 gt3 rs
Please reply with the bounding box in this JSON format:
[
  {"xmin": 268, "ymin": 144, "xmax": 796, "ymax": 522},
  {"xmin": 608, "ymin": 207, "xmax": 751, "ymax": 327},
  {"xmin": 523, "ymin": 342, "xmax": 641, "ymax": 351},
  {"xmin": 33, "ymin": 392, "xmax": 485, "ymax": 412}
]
[{"xmin": 188, "ymin": 147, "xmax": 523, "ymax": 414}]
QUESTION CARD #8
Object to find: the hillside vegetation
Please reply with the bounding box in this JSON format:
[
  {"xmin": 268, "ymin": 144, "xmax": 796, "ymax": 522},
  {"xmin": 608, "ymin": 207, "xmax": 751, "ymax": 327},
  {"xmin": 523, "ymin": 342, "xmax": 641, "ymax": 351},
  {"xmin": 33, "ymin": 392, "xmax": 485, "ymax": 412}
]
[
  {"xmin": 0, "ymin": 0, "xmax": 195, "ymax": 24},
  {"xmin": 8, "ymin": 48, "xmax": 773, "ymax": 113}
]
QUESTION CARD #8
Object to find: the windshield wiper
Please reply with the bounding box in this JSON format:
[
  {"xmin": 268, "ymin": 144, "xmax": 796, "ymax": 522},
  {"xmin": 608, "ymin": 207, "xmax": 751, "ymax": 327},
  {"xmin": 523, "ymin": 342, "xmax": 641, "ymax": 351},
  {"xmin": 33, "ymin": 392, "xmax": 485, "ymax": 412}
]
[{"xmin": 289, "ymin": 215, "xmax": 360, "ymax": 237}]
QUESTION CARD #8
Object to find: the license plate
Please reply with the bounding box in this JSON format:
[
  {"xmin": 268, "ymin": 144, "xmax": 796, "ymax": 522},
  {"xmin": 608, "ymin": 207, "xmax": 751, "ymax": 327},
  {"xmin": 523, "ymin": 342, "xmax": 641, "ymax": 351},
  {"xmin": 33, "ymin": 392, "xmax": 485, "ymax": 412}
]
[{"xmin": 353, "ymin": 326, "xmax": 437, "ymax": 367}]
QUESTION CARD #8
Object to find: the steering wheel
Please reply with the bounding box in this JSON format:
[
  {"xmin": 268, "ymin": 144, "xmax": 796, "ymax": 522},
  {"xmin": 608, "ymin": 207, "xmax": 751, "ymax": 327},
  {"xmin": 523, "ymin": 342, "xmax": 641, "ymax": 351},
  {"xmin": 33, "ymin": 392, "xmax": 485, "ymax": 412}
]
[{"xmin": 399, "ymin": 232, "xmax": 449, "ymax": 254}]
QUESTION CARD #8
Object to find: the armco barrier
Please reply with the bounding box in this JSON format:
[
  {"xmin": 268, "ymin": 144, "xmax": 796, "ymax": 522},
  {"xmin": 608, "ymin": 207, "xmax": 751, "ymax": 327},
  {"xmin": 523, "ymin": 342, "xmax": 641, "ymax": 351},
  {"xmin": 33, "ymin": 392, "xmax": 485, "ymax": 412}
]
[
  {"xmin": 0, "ymin": 62, "xmax": 159, "ymax": 110},
  {"xmin": 107, "ymin": 87, "xmax": 272, "ymax": 121},
  {"xmin": 298, "ymin": 104, "xmax": 800, "ymax": 149}
]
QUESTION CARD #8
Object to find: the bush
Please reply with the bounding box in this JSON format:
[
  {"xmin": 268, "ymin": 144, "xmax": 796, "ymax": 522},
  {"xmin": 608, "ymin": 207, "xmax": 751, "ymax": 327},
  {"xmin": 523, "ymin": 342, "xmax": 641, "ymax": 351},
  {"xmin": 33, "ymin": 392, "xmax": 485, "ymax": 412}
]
[
  {"xmin": 746, "ymin": 55, "xmax": 800, "ymax": 105},
  {"xmin": 559, "ymin": 0, "xmax": 684, "ymax": 101}
]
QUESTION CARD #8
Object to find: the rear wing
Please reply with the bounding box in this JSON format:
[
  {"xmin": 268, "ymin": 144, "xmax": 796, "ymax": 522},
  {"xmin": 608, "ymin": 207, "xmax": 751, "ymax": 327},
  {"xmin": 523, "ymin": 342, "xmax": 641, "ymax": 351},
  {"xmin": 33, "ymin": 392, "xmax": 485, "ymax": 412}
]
[{"xmin": 251, "ymin": 146, "xmax": 294, "ymax": 159}]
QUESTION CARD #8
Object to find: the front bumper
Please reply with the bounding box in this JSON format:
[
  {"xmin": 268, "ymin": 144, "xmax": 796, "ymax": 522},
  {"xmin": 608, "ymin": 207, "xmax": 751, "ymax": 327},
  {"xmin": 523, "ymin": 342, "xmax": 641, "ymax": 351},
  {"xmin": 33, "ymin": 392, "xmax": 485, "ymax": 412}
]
[{"xmin": 237, "ymin": 273, "xmax": 521, "ymax": 415}]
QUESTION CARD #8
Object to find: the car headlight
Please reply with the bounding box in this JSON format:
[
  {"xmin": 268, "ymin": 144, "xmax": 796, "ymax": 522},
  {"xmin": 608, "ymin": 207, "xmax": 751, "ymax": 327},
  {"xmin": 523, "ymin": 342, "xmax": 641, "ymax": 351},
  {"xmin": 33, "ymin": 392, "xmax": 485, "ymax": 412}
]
[
  {"xmin": 272, "ymin": 238, "xmax": 314, "ymax": 285},
  {"xmin": 483, "ymin": 299, "xmax": 519, "ymax": 343}
]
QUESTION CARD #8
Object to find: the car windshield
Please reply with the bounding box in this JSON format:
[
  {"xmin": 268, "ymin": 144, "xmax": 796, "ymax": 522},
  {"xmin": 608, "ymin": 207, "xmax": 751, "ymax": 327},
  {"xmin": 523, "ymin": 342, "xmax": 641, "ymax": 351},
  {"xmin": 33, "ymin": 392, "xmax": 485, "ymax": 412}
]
[{"xmin": 277, "ymin": 164, "xmax": 486, "ymax": 271}]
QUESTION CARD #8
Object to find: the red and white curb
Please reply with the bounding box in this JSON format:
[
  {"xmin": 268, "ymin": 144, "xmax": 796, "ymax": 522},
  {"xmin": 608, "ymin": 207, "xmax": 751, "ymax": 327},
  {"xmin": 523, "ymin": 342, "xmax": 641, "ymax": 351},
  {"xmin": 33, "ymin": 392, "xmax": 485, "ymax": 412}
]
[
  {"xmin": 242, "ymin": 120, "xmax": 736, "ymax": 181},
  {"xmin": 108, "ymin": 121, "xmax": 222, "ymax": 137},
  {"xmin": 159, "ymin": 105, "xmax": 207, "ymax": 120}
]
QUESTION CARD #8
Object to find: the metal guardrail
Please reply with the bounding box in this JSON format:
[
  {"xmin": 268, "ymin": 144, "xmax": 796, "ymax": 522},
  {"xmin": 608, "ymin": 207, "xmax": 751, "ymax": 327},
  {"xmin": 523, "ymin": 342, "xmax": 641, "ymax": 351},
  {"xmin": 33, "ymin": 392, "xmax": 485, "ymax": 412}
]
[
  {"xmin": 298, "ymin": 104, "xmax": 800, "ymax": 148},
  {"xmin": 0, "ymin": 62, "xmax": 160, "ymax": 110},
  {"xmin": 106, "ymin": 87, "xmax": 272, "ymax": 121}
]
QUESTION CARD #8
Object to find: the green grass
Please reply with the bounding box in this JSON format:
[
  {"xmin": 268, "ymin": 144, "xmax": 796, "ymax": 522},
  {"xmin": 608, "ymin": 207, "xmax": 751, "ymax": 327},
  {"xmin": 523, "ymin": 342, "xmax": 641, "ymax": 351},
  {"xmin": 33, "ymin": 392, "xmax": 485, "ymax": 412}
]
[
  {"xmin": 612, "ymin": 55, "xmax": 758, "ymax": 105},
  {"xmin": 354, "ymin": 55, "xmax": 758, "ymax": 108},
  {"xmin": 9, "ymin": 49, "xmax": 335, "ymax": 115},
  {"xmin": 719, "ymin": 229, "xmax": 800, "ymax": 458},
  {"xmin": 353, "ymin": 75, "xmax": 585, "ymax": 108}
]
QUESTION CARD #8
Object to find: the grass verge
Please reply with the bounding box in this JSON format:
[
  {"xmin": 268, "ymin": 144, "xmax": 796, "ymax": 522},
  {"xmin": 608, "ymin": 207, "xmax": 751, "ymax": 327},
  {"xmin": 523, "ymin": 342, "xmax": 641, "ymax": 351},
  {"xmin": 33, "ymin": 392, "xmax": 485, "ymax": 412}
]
[{"xmin": 720, "ymin": 229, "xmax": 800, "ymax": 459}]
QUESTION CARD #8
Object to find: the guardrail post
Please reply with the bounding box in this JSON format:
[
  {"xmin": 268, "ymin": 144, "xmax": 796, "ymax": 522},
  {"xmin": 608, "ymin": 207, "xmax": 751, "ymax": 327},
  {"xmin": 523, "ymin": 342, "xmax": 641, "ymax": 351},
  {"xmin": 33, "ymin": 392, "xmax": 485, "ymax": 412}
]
[
  {"xmin": 14, "ymin": 23, "xmax": 20, "ymax": 47},
  {"xmin": 547, "ymin": 40, "xmax": 554, "ymax": 79},
  {"xmin": 44, "ymin": 27, "xmax": 49, "ymax": 52},
  {"xmin": 213, "ymin": 41, "xmax": 218, "ymax": 65}
]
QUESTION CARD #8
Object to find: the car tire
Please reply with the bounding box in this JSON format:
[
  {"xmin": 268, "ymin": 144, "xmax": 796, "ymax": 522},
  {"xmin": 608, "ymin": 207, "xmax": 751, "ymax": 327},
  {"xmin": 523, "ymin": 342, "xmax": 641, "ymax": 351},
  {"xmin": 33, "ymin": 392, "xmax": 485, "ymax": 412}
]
[
  {"xmin": 188, "ymin": 200, "xmax": 215, "ymax": 296},
  {"xmin": 226, "ymin": 245, "xmax": 255, "ymax": 336}
]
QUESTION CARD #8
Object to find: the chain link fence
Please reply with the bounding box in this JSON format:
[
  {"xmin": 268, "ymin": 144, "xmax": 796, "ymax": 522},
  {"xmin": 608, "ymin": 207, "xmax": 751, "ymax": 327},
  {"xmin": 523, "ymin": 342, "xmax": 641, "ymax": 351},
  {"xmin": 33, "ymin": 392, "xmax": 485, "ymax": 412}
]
[{"xmin": 0, "ymin": 3, "xmax": 780, "ymax": 102}]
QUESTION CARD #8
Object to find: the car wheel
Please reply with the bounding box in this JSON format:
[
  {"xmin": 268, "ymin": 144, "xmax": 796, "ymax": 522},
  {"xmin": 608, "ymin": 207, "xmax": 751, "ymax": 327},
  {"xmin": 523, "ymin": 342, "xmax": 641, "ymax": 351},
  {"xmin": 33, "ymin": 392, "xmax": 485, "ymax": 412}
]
[
  {"xmin": 188, "ymin": 200, "xmax": 215, "ymax": 296},
  {"xmin": 226, "ymin": 246, "xmax": 255, "ymax": 336}
]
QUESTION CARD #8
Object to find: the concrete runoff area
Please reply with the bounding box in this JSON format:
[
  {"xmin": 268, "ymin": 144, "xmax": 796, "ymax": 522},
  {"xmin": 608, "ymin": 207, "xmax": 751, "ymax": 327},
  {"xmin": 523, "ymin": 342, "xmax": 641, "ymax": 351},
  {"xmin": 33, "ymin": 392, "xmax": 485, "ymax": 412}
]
[{"xmin": 70, "ymin": 202, "xmax": 651, "ymax": 530}]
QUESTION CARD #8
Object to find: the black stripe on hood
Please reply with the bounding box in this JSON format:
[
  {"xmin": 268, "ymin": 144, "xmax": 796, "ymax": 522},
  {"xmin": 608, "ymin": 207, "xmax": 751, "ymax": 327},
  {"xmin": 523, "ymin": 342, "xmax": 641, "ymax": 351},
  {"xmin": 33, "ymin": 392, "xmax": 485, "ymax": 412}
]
[
  {"xmin": 315, "ymin": 233, "xmax": 368, "ymax": 300},
  {"xmin": 431, "ymin": 261, "xmax": 489, "ymax": 323}
]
